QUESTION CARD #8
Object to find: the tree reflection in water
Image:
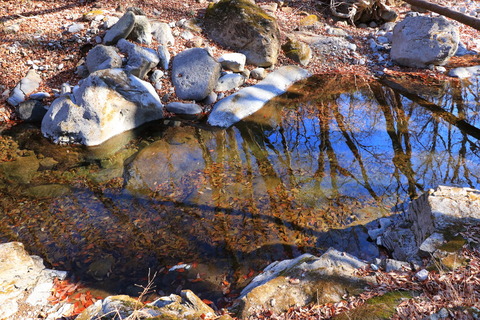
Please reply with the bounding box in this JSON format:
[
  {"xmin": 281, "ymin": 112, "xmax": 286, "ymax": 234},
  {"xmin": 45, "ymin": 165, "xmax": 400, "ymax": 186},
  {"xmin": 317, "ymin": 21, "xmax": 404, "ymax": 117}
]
[{"xmin": 0, "ymin": 74, "xmax": 478, "ymax": 298}]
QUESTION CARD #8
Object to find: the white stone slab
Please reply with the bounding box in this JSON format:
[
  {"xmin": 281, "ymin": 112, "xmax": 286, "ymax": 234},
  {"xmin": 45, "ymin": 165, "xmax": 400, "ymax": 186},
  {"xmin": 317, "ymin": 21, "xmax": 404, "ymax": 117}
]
[{"xmin": 207, "ymin": 65, "xmax": 311, "ymax": 127}]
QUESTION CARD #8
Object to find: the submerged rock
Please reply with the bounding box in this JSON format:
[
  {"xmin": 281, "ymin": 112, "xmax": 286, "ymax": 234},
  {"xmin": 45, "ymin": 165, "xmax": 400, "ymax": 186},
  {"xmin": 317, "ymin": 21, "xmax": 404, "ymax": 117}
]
[
  {"xmin": 41, "ymin": 69, "xmax": 163, "ymax": 146},
  {"xmin": 208, "ymin": 65, "xmax": 311, "ymax": 127},
  {"xmin": 0, "ymin": 153, "xmax": 39, "ymax": 184},
  {"xmin": 204, "ymin": 0, "xmax": 280, "ymax": 67}
]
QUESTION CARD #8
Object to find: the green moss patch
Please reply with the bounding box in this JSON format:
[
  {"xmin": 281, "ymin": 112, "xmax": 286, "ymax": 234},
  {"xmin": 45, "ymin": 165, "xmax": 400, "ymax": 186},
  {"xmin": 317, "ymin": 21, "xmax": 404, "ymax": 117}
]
[{"xmin": 334, "ymin": 291, "xmax": 416, "ymax": 320}]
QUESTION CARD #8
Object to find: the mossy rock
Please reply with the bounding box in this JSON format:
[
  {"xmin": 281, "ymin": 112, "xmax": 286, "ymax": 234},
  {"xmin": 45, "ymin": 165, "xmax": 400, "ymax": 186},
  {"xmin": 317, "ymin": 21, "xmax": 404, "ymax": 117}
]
[
  {"xmin": 299, "ymin": 14, "xmax": 320, "ymax": 27},
  {"xmin": 282, "ymin": 37, "xmax": 312, "ymax": 66},
  {"xmin": 334, "ymin": 291, "xmax": 416, "ymax": 320},
  {"xmin": 204, "ymin": 0, "xmax": 280, "ymax": 67}
]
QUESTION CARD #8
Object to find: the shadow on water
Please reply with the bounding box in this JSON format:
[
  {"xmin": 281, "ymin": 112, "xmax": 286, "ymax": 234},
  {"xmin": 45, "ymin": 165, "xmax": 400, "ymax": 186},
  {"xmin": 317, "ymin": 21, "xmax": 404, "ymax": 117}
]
[{"xmin": 0, "ymin": 74, "xmax": 479, "ymax": 301}]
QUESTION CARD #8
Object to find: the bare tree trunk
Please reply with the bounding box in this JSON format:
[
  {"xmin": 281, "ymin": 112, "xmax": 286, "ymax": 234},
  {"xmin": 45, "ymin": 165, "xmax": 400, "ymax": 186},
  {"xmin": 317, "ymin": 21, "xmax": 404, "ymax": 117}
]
[{"xmin": 402, "ymin": 0, "xmax": 480, "ymax": 31}]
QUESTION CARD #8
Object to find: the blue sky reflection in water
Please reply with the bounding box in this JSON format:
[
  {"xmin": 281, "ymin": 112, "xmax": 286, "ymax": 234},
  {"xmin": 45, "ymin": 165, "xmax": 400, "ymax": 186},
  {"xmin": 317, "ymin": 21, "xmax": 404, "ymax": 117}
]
[{"xmin": 0, "ymin": 74, "xmax": 479, "ymax": 299}]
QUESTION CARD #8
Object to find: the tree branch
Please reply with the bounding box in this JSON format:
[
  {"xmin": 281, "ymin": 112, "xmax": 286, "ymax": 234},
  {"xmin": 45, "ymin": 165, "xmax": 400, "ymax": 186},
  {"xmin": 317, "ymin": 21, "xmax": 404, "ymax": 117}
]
[{"xmin": 402, "ymin": 0, "xmax": 480, "ymax": 31}]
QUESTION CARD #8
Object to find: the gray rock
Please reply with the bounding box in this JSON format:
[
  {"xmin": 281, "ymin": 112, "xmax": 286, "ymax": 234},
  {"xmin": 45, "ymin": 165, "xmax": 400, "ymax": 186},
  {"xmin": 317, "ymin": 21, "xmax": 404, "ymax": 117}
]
[
  {"xmin": 29, "ymin": 92, "xmax": 50, "ymax": 100},
  {"xmin": 250, "ymin": 67, "xmax": 267, "ymax": 80},
  {"xmin": 218, "ymin": 52, "xmax": 246, "ymax": 72},
  {"xmin": 380, "ymin": 223, "xmax": 419, "ymax": 262},
  {"xmin": 455, "ymin": 42, "xmax": 477, "ymax": 56},
  {"xmin": 326, "ymin": 27, "xmax": 349, "ymax": 37},
  {"xmin": 166, "ymin": 102, "xmax": 202, "ymax": 115},
  {"xmin": 157, "ymin": 45, "xmax": 170, "ymax": 70},
  {"xmin": 68, "ymin": 23, "xmax": 84, "ymax": 33},
  {"xmin": 126, "ymin": 6, "xmax": 145, "ymax": 15},
  {"xmin": 409, "ymin": 186, "xmax": 480, "ymax": 246},
  {"xmin": 7, "ymin": 69, "xmax": 42, "ymax": 106},
  {"xmin": 152, "ymin": 22, "xmax": 175, "ymax": 46},
  {"xmin": 102, "ymin": 16, "xmax": 119, "ymax": 30},
  {"xmin": 103, "ymin": 11, "xmax": 136, "ymax": 45},
  {"xmin": 41, "ymin": 69, "xmax": 164, "ymax": 146},
  {"xmin": 367, "ymin": 217, "xmax": 394, "ymax": 241},
  {"xmin": 180, "ymin": 30, "xmax": 194, "ymax": 40},
  {"xmin": 208, "ymin": 65, "xmax": 310, "ymax": 127},
  {"xmin": 76, "ymin": 295, "xmax": 144, "ymax": 320},
  {"xmin": 16, "ymin": 100, "xmax": 47, "ymax": 122},
  {"xmin": 380, "ymin": 22, "xmax": 396, "ymax": 32},
  {"xmin": 234, "ymin": 249, "xmax": 375, "ymax": 318},
  {"xmin": 128, "ymin": 15, "xmax": 152, "ymax": 44},
  {"xmin": 391, "ymin": 16, "xmax": 459, "ymax": 68},
  {"xmin": 419, "ymin": 232, "xmax": 446, "ymax": 253},
  {"xmin": 384, "ymin": 259, "xmax": 410, "ymax": 272},
  {"xmin": 415, "ymin": 269, "xmax": 429, "ymax": 281},
  {"xmin": 150, "ymin": 69, "xmax": 164, "ymax": 83},
  {"xmin": 215, "ymin": 73, "xmax": 246, "ymax": 91},
  {"xmin": 310, "ymin": 35, "xmax": 357, "ymax": 54},
  {"xmin": 202, "ymin": 91, "xmax": 218, "ymax": 105},
  {"xmin": 117, "ymin": 39, "xmax": 159, "ymax": 79},
  {"xmin": 204, "ymin": 0, "xmax": 280, "ymax": 67},
  {"xmin": 171, "ymin": 47, "xmax": 221, "ymax": 101},
  {"xmin": 85, "ymin": 44, "xmax": 122, "ymax": 74}
]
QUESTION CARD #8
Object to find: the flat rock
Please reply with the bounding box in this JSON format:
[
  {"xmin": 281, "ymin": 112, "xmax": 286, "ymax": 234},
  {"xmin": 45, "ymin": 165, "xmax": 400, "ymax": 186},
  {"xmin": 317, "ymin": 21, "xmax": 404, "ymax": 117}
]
[
  {"xmin": 0, "ymin": 242, "xmax": 67, "ymax": 319},
  {"xmin": 166, "ymin": 102, "xmax": 202, "ymax": 115},
  {"xmin": 171, "ymin": 47, "xmax": 221, "ymax": 101},
  {"xmin": 215, "ymin": 73, "xmax": 246, "ymax": 91},
  {"xmin": 7, "ymin": 69, "xmax": 42, "ymax": 106},
  {"xmin": 207, "ymin": 65, "xmax": 310, "ymax": 127},
  {"xmin": 234, "ymin": 249, "xmax": 375, "ymax": 318},
  {"xmin": 218, "ymin": 52, "xmax": 246, "ymax": 72}
]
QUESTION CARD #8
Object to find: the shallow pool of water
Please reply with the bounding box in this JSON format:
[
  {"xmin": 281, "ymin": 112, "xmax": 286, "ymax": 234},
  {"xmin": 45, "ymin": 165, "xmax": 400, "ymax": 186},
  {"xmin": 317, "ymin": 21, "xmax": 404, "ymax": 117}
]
[{"xmin": 0, "ymin": 74, "xmax": 479, "ymax": 301}]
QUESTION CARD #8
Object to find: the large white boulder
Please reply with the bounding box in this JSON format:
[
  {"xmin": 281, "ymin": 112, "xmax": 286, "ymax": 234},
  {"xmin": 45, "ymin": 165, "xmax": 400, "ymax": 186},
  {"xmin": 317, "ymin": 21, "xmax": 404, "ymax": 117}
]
[
  {"xmin": 391, "ymin": 15, "xmax": 459, "ymax": 68},
  {"xmin": 207, "ymin": 65, "xmax": 311, "ymax": 127},
  {"xmin": 42, "ymin": 69, "xmax": 164, "ymax": 146}
]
